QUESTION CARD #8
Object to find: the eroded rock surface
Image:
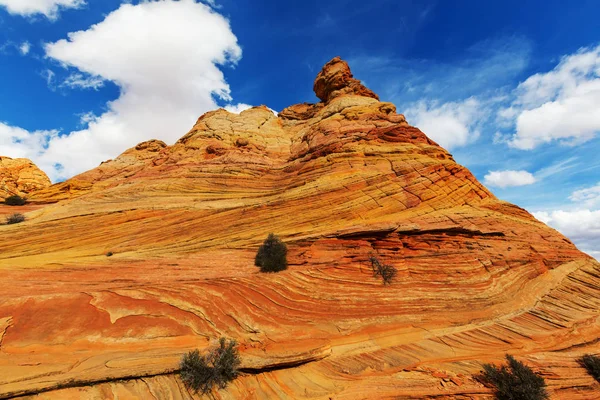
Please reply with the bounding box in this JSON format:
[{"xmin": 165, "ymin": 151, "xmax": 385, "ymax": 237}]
[
  {"xmin": 1, "ymin": 58, "xmax": 599, "ymax": 399},
  {"xmin": 0, "ymin": 156, "xmax": 50, "ymax": 200}
]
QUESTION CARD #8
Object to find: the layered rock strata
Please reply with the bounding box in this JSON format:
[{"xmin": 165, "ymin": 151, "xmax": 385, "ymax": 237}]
[
  {"xmin": 0, "ymin": 156, "xmax": 50, "ymax": 200},
  {"xmin": 0, "ymin": 58, "xmax": 598, "ymax": 399}
]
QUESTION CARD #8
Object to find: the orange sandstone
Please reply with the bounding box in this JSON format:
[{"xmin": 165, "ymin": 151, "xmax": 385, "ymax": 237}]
[
  {"xmin": 0, "ymin": 156, "xmax": 50, "ymax": 200},
  {"xmin": 0, "ymin": 58, "xmax": 598, "ymax": 399}
]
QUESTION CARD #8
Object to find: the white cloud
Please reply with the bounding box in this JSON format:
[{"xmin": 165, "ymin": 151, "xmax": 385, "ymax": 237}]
[
  {"xmin": 502, "ymin": 45, "xmax": 600, "ymax": 149},
  {"xmin": 40, "ymin": 69, "xmax": 56, "ymax": 89},
  {"xmin": 0, "ymin": 122, "xmax": 59, "ymax": 160},
  {"xmin": 587, "ymin": 250, "xmax": 600, "ymax": 259},
  {"xmin": 204, "ymin": 0, "xmax": 220, "ymax": 8},
  {"xmin": 569, "ymin": 182, "xmax": 600, "ymax": 208},
  {"xmin": 224, "ymin": 103, "xmax": 253, "ymax": 114},
  {"xmin": 534, "ymin": 157, "xmax": 578, "ymax": 180},
  {"xmin": 19, "ymin": 41, "xmax": 31, "ymax": 55},
  {"xmin": 0, "ymin": 0, "xmax": 85, "ymax": 20},
  {"xmin": 484, "ymin": 170, "xmax": 536, "ymax": 188},
  {"xmin": 534, "ymin": 209, "xmax": 600, "ymax": 259},
  {"xmin": 224, "ymin": 103, "xmax": 278, "ymax": 115},
  {"xmin": 0, "ymin": 0, "xmax": 241, "ymax": 181},
  {"xmin": 533, "ymin": 182, "xmax": 600, "ymax": 260},
  {"xmin": 404, "ymin": 97, "xmax": 484, "ymax": 149},
  {"xmin": 61, "ymin": 73, "xmax": 105, "ymax": 90},
  {"xmin": 0, "ymin": 40, "xmax": 32, "ymax": 55}
]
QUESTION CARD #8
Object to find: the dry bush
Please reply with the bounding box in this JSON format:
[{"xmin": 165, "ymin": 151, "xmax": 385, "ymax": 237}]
[
  {"xmin": 180, "ymin": 338, "xmax": 241, "ymax": 394},
  {"xmin": 480, "ymin": 354, "xmax": 548, "ymax": 400},
  {"xmin": 369, "ymin": 256, "xmax": 397, "ymax": 285},
  {"xmin": 6, "ymin": 213, "xmax": 25, "ymax": 225},
  {"xmin": 579, "ymin": 354, "xmax": 600, "ymax": 382}
]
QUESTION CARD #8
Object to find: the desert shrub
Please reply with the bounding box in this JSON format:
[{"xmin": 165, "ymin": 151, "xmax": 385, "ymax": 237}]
[
  {"xmin": 480, "ymin": 354, "xmax": 548, "ymax": 400},
  {"xmin": 579, "ymin": 354, "xmax": 600, "ymax": 382},
  {"xmin": 106, "ymin": 252, "xmax": 114, "ymax": 257},
  {"xmin": 180, "ymin": 337, "xmax": 240, "ymax": 394},
  {"xmin": 369, "ymin": 256, "xmax": 397, "ymax": 285},
  {"xmin": 4, "ymin": 195, "xmax": 26, "ymax": 206},
  {"xmin": 255, "ymin": 233, "xmax": 287, "ymax": 273},
  {"xmin": 5, "ymin": 213, "xmax": 25, "ymax": 225}
]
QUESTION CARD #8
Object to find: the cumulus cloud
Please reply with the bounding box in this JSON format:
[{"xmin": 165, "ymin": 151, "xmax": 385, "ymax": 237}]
[
  {"xmin": 484, "ymin": 170, "xmax": 536, "ymax": 188},
  {"xmin": 534, "ymin": 209, "xmax": 600, "ymax": 259},
  {"xmin": 0, "ymin": 122, "xmax": 59, "ymax": 160},
  {"xmin": 0, "ymin": 0, "xmax": 85, "ymax": 20},
  {"xmin": 19, "ymin": 41, "xmax": 31, "ymax": 55},
  {"xmin": 0, "ymin": 0, "xmax": 241, "ymax": 181},
  {"xmin": 501, "ymin": 45, "xmax": 600, "ymax": 149},
  {"xmin": 533, "ymin": 182, "xmax": 600, "ymax": 260},
  {"xmin": 404, "ymin": 97, "xmax": 484, "ymax": 149}
]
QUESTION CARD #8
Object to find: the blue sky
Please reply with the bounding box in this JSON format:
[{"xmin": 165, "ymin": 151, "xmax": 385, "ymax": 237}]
[{"xmin": 0, "ymin": 0, "xmax": 599, "ymax": 258}]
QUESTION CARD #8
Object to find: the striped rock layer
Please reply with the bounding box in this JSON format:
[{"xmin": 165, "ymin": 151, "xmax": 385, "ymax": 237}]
[
  {"xmin": 0, "ymin": 156, "xmax": 50, "ymax": 200},
  {"xmin": 0, "ymin": 57, "xmax": 599, "ymax": 399}
]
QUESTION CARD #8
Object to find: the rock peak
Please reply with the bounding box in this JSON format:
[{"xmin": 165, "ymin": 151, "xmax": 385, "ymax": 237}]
[{"xmin": 313, "ymin": 56, "xmax": 379, "ymax": 103}]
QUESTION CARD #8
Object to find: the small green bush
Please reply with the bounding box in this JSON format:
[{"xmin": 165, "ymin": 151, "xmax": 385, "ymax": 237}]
[
  {"xmin": 255, "ymin": 233, "xmax": 287, "ymax": 273},
  {"xmin": 480, "ymin": 354, "xmax": 548, "ymax": 400},
  {"xmin": 180, "ymin": 337, "xmax": 240, "ymax": 394},
  {"xmin": 579, "ymin": 354, "xmax": 600, "ymax": 382},
  {"xmin": 369, "ymin": 256, "xmax": 397, "ymax": 285},
  {"xmin": 4, "ymin": 195, "xmax": 26, "ymax": 206},
  {"xmin": 6, "ymin": 213, "xmax": 25, "ymax": 225}
]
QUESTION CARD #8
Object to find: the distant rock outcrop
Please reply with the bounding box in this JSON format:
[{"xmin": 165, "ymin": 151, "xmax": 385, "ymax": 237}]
[
  {"xmin": 0, "ymin": 58, "xmax": 599, "ymax": 399},
  {"xmin": 0, "ymin": 156, "xmax": 50, "ymax": 199}
]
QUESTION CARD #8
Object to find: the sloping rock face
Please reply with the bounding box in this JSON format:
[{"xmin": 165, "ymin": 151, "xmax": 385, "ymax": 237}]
[
  {"xmin": 0, "ymin": 156, "xmax": 50, "ymax": 200},
  {"xmin": 1, "ymin": 59, "xmax": 599, "ymax": 399}
]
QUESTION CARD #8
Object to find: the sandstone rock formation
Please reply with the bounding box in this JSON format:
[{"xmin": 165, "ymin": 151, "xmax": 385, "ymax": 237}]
[
  {"xmin": 0, "ymin": 58, "xmax": 599, "ymax": 399},
  {"xmin": 0, "ymin": 156, "xmax": 50, "ymax": 200},
  {"xmin": 313, "ymin": 56, "xmax": 379, "ymax": 103}
]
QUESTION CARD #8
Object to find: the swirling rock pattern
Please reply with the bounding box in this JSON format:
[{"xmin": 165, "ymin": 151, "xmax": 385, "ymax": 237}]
[
  {"xmin": 0, "ymin": 58, "xmax": 599, "ymax": 399},
  {"xmin": 0, "ymin": 156, "xmax": 51, "ymax": 200}
]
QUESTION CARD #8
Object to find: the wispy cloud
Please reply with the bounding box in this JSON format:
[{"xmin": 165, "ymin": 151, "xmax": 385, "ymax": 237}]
[
  {"xmin": 569, "ymin": 182, "xmax": 600, "ymax": 208},
  {"xmin": 60, "ymin": 73, "xmax": 105, "ymax": 90},
  {"xmin": 350, "ymin": 36, "xmax": 532, "ymax": 105},
  {"xmin": 0, "ymin": 40, "xmax": 32, "ymax": 55},
  {"xmin": 349, "ymin": 36, "xmax": 532, "ymax": 151},
  {"xmin": 40, "ymin": 68, "xmax": 56, "ymax": 90},
  {"xmin": 533, "ymin": 157, "xmax": 578, "ymax": 180}
]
